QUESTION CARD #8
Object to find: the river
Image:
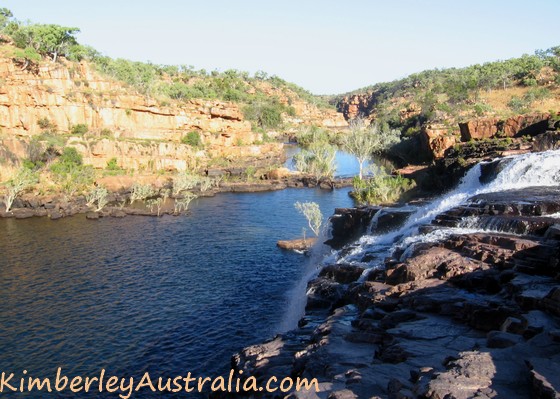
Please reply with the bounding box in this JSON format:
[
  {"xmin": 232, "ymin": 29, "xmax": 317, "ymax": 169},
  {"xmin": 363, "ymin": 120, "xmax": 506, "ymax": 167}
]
[{"xmin": 0, "ymin": 182, "xmax": 355, "ymax": 398}]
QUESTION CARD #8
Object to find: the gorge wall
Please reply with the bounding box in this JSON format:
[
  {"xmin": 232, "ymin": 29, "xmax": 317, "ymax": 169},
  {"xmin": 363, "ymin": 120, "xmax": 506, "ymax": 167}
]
[{"xmin": 0, "ymin": 54, "xmax": 346, "ymax": 176}]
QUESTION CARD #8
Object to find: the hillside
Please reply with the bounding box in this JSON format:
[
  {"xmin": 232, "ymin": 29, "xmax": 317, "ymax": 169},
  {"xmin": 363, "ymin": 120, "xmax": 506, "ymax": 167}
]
[
  {"xmin": 0, "ymin": 9, "xmax": 346, "ymax": 185},
  {"xmin": 334, "ymin": 48, "xmax": 560, "ymax": 162}
]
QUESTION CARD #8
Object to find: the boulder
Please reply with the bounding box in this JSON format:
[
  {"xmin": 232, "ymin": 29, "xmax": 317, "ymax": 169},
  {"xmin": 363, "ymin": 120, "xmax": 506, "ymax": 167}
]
[
  {"xmin": 500, "ymin": 112, "xmax": 550, "ymax": 137},
  {"xmin": 276, "ymin": 237, "xmax": 317, "ymax": 251},
  {"xmin": 486, "ymin": 330, "xmax": 523, "ymax": 348},
  {"xmin": 426, "ymin": 351, "xmax": 496, "ymax": 399},
  {"xmin": 460, "ymin": 113, "xmax": 550, "ymax": 142},
  {"xmin": 459, "ymin": 117, "xmax": 500, "ymax": 141},
  {"xmin": 420, "ymin": 124, "xmax": 457, "ymax": 160},
  {"xmin": 319, "ymin": 264, "xmax": 365, "ymax": 284}
]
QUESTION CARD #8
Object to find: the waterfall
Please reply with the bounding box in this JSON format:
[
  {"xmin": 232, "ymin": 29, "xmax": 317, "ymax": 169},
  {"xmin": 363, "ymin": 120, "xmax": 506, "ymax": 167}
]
[
  {"xmin": 340, "ymin": 150, "xmax": 560, "ymax": 269},
  {"xmin": 279, "ymin": 149, "xmax": 560, "ymax": 331},
  {"xmin": 277, "ymin": 223, "xmax": 336, "ymax": 333}
]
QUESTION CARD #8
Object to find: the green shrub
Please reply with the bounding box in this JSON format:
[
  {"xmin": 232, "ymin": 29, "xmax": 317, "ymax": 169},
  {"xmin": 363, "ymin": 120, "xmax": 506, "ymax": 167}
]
[
  {"xmin": 352, "ymin": 168, "xmax": 415, "ymax": 205},
  {"xmin": 34, "ymin": 132, "xmax": 67, "ymax": 147},
  {"xmin": 473, "ymin": 103, "xmax": 493, "ymax": 116},
  {"xmin": 243, "ymin": 101, "xmax": 287, "ymax": 129},
  {"xmin": 182, "ymin": 131, "xmax": 203, "ymax": 148},
  {"xmin": 70, "ymin": 123, "xmax": 88, "ymax": 135},
  {"xmin": 106, "ymin": 157, "xmax": 121, "ymax": 171},
  {"xmin": 293, "ymin": 142, "xmax": 336, "ymax": 182},
  {"xmin": 100, "ymin": 128, "xmax": 113, "ymax": 138},
  {"xmin": 507, "ymin": 96, "xmax": 531, "ymax": 114},
  {"xmin": 2, "ymin": 168, "xmax": 38, "ymax": 212},
  {"xmin": 37, "ymin": 117, "xmax": 56, "ymax": 131},
  {"xmin": 130, "ymin": 183, "xmax": 156, "ymax": 203}
]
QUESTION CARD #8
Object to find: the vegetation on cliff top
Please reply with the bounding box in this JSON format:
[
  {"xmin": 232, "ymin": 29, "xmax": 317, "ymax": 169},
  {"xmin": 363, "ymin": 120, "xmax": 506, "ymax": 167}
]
[
  {"xmin": 0, "ymin": 7, "xmax": 331, "ymax": 131},
  {"xmin": 333, "ymin": 46, "xmax": 560, "ymax": 134}
]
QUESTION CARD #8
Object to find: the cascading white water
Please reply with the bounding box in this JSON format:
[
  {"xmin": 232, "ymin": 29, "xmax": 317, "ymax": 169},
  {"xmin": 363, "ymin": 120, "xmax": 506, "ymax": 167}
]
[
  {"xmin": 335, "ymin": 149, "xmax": 560, "ymax": 269},
  {"xmin": 279, "ymin": 150, "xmax": 560, "ymax": 331},
  {"xmin": 277, "ymin": 226, "xmax": 334, "ymax": 333}
]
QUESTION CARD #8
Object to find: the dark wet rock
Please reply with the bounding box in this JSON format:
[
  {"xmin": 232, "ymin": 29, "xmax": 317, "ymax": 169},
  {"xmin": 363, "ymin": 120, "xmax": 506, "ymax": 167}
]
[
  {"xmin": 43, "ymin": 202, "xmax": 57, "ymax": 210},
  {"xmin": 48, "ymin": 210, "xmax": 63, "ymax": 220},
  {"xmin": 526, "ymin": 358, "xmax": 560, "ymax": 399},
  {"xmin": 370, "ymin": 208, "xmax": 414, "ymax": 234},
  {"xmin": 375, "ymin": 344, "xmax": 410, "ymax": 364},
  {"xmin": 86, "ymin": 212, "xmax": 100, "ymax": 220},
  {"xmin": 344, "ymin": 331, "xmax": 388, "ymax": 345},
  {"xmin": 379, "ymin": 310, "xmax": 419, "ymax": 330},
  {"xmin": 386, "ymin": 246, "xmax": 482, "ymax": 285},
  {"xmin": 533, "ymin": 130, "xmax": 560, "ymax": 152},
  {"xmin": 325, "ymin": 207, "xmax": 379, "ymax": 249},
  {"xmin": 543, "ymin": 288, "xmax": 560, "ymax": 317},
  {"xmin": 546, "ymin": 224, "xmax": 560, "ymax": 240},
  {"xmin": 319, "ymin": 264, "xmax": 365, "ymax": 284},
  {"xmin": 479, "ymin": 157, "xmax": 513, "ymax": 184},
  {"xmin": 111, "ymin": 209, "xmax": 127, "ymax": 218},
  {"xmin": 12, "ymin": 208, "xmax": 35, "ymax": 219},
  {"xmin": 306, "ymin": 278, "xmax": 346, "ymax": 310},
  {"xmin": 486, "ymin": 330, "xmax": 523, "ymax": 348},
  {"xmin": 500, "ymin": 316, "xmax": 526, "ymax": 334},
  {"xmin": 326, "ymin": 390, "xmax": 358, "ymax": 399}
]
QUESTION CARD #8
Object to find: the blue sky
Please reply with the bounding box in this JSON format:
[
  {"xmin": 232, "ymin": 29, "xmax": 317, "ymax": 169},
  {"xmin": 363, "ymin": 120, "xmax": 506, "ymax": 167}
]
[{"xmin": 3, "ymin": 0, "xmax": 560, "ymax": 94}]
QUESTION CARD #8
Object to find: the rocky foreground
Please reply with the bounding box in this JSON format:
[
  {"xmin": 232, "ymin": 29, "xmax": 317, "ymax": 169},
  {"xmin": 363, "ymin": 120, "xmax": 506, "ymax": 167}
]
[{"xmin": 227, "ymin": 186, "xmax": 560, "ymax": 398}]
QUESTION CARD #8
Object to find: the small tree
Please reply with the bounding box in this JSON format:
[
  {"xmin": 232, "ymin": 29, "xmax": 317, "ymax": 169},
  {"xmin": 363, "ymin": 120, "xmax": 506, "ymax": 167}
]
[
  {"xmin": 293, "ymin": 142, "xmax": 336, "ymax": 183},
  {"xmin": 12, "ymin": 46, "xmax": 41, "ymax": 71},
  {"xmin": 130, "ymin": 183, "xmax": 155, "ymax": 203},
  {"xmin": 343, "ymin": 118, "xmax": 401, "ymax": 180},
  {"xmin": 12, "ymin": 24, "xmax": 80, "ymax": 62},
  {"xmin": 0, "ymin": 8, "xmax": 13, "ymax": 31},
  {"xmin": 2, "ymin": 168, "xmax": 37, "ymax": 212},
  {"xmin": 294, "ymin": 201, "xmax": 323, "ymax": 237},
  {"xmin": 86, "ymin": 186, "xmax": 109, "ymax": 212},
  {"xmin": 147, "ymin": 197, "xmax": 164, "ymax": 217},
  {"xmin": 174, "ymin": 192, "xmax": 197, "ymax": 214},
  {"xmin": 172, "ymin": 172, "xmax": 199, "ymax": 196}
]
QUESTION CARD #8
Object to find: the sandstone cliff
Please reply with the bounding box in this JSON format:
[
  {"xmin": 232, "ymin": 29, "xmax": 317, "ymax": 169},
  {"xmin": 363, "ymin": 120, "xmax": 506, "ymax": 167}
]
[{"xmin": 0, "ymin": 48, "xmax": 346, "ymax": 177}]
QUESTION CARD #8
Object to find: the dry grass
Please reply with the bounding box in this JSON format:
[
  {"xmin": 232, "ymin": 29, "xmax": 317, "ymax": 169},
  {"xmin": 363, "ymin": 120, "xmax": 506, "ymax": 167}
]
[{"xmin": 480, "ymin": 86, "xmax": 560, "ymax": 115}]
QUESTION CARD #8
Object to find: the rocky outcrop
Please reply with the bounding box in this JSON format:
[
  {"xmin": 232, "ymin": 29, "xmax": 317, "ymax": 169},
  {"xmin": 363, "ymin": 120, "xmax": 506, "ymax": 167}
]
[
  {"xmin": 458, "ymin": 117, "xmax": 500, "ymax": 141},
  {"xmin": 419, "ymin": 124, "xmax": 457, "ymax": 160},
  {"xmin": 325, "ymin": 207, "xmax": 380, "ymax": 249},
  {"xmin": 336, "ymin": 93, "xmax": 375, "ymax": 121},
  {"xmin": 252, "ymin": 80, "xmax": 347, "ymax": 129},
  {"xmin": 223, "ymin": 185, "xmax": 560, "ymax": 399},
  {"xmin": 459, "ymin": 113, "xmax": 551, "ymax": 141},
  {"xmin": 0, "ymin": 59, "xmax": 255, "ymax": 141}
]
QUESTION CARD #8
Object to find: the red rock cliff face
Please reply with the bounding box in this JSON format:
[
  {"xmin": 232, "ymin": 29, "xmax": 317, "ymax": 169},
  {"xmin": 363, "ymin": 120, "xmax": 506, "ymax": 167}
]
[
  {"xmin": 0, "ymin": 58, "xmax": 259, "ymax": 146},
  {"xmin": 337, "ymin": 93, "xmax": 375, "ymax": 120},
  {"xmin": 459, "ymin": 113, "xmax": 552, "ymax": 141}
]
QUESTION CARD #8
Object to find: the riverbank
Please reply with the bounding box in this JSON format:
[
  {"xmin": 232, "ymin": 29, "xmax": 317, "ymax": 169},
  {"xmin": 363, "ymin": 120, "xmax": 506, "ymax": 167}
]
[
  {"xmin": 222, "ymin": 150, "xmax": 560, "ymax": 399},
  {"xmin": 0, "ymin": 174, "xmax": 354, "ymax": 220}
]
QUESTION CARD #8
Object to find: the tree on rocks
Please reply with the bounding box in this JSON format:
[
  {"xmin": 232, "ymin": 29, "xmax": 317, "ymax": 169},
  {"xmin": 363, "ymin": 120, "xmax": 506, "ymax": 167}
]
[
  {"xmin": 294, "ymin": 201, "xmax": 323, "ymax": 237},
  {"xmin": 11, "ymin": 23, "xmax": 80, "ymax": 62},
  {"xmin": 2, "ymin": 168, "xmax": 37, "ymax": 212},
  {"xmin": 342, "ymin": 118, "xmax": 401, "ymax": 180}
]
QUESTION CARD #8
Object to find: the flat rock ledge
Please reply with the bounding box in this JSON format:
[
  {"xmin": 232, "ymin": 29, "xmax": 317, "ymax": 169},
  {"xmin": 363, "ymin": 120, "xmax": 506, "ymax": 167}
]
[
  {"xmin": 277, "ymin": 237, "xmax": 318, "ymax": 251},
  {"xmin": 218, "ymin": 187, "xmax": 560, "ymax": 399}
]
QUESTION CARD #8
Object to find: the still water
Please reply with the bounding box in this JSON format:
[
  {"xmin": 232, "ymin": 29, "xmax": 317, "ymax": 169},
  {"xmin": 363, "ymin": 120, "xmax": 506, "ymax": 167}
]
[
  {"xmin": 283, "ymin": 144, "xmax": 374, "ymax": 178},
  {"xmin": 0, "ymin": 187, "xmax": 354, "ymax": 397}
]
